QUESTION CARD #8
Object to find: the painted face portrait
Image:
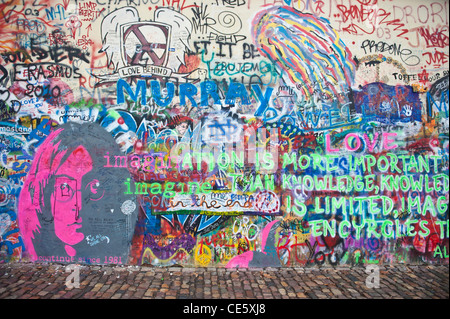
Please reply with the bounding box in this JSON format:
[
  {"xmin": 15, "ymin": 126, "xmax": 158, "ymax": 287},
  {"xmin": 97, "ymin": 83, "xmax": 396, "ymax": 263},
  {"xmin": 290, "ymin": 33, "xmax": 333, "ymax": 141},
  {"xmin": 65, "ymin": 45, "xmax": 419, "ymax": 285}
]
[
  {"xmin": 168, "ymin": 115, "xmax": 192, "ymax": 138},
  {"xmin": 51, "ymin": 145, "xmax": 93, "ymax": 256},
  {"xmin": 18, "ymin": 122, "xmax": 138, "ymax": 264},
  {"xmin": 175, "ymin": 122, "xmax": 189, "ymax": 136}
]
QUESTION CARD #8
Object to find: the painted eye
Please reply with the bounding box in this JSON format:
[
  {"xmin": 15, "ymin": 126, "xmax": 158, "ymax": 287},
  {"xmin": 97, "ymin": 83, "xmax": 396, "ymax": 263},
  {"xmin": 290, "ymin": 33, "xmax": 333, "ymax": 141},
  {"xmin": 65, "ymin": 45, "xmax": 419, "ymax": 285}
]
[
  {"xmin": 61, "ymin": 183, "xmax": 72, "ymax": 196},
  {"xmin": 55, "ymin": 177, "xmax": 76, "ymax": 202},
  {"xmin": 86, "ymin": 179, "xmax": 105, "ymax": 201}
]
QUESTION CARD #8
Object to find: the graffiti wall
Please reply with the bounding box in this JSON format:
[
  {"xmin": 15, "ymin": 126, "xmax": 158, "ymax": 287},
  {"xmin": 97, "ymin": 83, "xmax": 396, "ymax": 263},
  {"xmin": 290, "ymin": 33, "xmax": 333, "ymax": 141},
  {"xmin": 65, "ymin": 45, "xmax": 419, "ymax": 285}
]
[{"xmin": 0, "ymin": 0, "xmax": 448, "ymax": 267}]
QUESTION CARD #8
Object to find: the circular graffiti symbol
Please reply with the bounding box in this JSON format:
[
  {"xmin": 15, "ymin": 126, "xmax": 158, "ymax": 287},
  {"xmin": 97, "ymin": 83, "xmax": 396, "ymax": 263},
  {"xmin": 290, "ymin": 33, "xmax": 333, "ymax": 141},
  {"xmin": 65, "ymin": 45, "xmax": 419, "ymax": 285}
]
[
  {"xmin": 0, "ymin": 186, "xmax": 7, "ymax": 206},
  {"xmin": 255, "ymin": 190, "xmax": 279, "ymax": 214},
  {"xmin": 232, "ymin": 217, "xmax": 259, "ymax": 241},
  {"xmin": 195, "ymin": 245, "xmax": 212, "ymax": 267},
  {"xmin": 121, "ymin": 200, "xmax": 136, "ymax": 215}
]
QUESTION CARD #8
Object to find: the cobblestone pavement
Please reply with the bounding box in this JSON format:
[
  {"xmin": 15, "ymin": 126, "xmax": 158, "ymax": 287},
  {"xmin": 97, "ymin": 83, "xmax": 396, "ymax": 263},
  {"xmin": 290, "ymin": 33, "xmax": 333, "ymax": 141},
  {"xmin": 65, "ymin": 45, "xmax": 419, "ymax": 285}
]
[{"xmin": 0, "ymin": 263, "xmax": 448, "ymax": 300}]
